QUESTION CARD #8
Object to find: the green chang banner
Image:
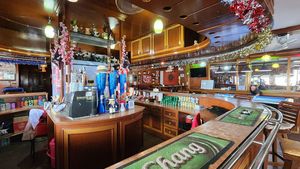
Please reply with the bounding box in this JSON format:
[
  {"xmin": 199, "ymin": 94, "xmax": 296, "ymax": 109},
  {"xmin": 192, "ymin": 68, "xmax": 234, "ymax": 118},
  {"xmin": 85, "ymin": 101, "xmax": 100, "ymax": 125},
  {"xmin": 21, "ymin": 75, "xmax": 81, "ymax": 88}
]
[
  {"xmin": 119, "ymin": 133, "xmax": 233, "ymax": 169},
  {"xmin": 220, "ymin": 106, "xmax": 263, "ymax": 126}
]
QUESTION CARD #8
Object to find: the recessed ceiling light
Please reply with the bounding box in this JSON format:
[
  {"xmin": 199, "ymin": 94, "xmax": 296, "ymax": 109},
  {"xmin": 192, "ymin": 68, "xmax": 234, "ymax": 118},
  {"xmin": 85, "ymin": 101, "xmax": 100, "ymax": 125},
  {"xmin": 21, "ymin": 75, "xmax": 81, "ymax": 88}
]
[
  {"xmin": 193, "ymin": 22, "xmax": 199, "ymax": 25},
  {"xmin": 179, "ymin": 15, "xmax": 187, "ymax": 19},
  {"xmin": 163, "ymin": 6, "xmax": 172, "ymax": 12},
  {"xmin": 68, "ymin": 0, "xmax": 78, "ymax": 2},
  {"xmin": 142, "ymin": 0, "xmax": 151, "ymax": 2}
]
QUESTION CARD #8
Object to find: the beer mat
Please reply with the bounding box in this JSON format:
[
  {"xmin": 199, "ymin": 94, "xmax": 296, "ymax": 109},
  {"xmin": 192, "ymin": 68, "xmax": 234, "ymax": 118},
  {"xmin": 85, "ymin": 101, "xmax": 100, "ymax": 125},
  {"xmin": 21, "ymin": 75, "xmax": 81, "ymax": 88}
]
[
  {"xmin": 118, "ymin": 133, "xmax": 233, "ymax": 169},
  {"xmin": 220, "ymin": 106, "xmax": 263, "ymax": 126}
]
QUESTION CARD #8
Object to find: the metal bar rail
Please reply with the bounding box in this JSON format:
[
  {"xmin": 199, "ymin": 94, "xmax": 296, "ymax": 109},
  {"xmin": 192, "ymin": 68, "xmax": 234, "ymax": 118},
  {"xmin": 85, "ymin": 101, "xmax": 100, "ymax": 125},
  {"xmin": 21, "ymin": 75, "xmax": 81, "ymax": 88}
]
[
  {"xmin": 249, "ymin": 105, "xmax": 283, "ymax": 169},
  {"xmin": 219, "ymin": 104, "xmax": 283, "ymax": 169}
]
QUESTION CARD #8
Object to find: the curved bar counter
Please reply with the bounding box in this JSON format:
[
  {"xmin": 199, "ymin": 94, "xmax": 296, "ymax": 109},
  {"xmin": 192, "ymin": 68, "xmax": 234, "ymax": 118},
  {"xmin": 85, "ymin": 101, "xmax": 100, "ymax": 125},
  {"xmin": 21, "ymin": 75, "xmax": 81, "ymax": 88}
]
[
  {"xmin": 108, "ymin": 94, "xmax": 281, "ymax": 169},
  {"xmin": 47, "ymin": 106, "xmax": 145, "ymax": 169}
]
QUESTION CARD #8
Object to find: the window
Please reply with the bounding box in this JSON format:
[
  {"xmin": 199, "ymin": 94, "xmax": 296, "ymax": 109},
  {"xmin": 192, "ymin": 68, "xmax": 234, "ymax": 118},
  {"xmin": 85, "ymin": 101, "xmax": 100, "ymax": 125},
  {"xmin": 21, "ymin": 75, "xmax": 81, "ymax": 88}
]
[
  {"xmin": 290, "ymin": 57, "xmax": 300, "ymax": 92},
  {"xmin": 210, "ymin": 64, "xmax": 237, "ymax": 90},
  {"xmin": 250, "ymin": 58, "xmax": 288, "ymax": 91}
]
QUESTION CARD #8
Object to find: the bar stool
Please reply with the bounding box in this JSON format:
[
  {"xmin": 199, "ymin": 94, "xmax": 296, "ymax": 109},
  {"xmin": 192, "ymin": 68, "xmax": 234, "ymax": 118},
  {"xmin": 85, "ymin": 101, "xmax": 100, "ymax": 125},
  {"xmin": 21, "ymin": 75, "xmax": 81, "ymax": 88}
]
[{"xmin": 265, "ymin": 101, "xmax": 300, "ymax": 168}]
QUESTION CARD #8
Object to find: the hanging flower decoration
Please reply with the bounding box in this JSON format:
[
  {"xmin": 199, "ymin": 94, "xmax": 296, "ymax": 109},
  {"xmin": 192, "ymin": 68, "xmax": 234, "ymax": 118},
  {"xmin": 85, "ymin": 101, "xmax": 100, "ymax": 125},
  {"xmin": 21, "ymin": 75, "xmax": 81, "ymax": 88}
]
[
  {"xmin": 50, "ymin": 22, "xmax": 74, "ymax": 66},
  {"xmin": 222, "ymin": 0, "xmax": 271, "ymax": 33},
  {"xmin": 119, "ymin": 35, "xmax": 130, "ymax": 74}
]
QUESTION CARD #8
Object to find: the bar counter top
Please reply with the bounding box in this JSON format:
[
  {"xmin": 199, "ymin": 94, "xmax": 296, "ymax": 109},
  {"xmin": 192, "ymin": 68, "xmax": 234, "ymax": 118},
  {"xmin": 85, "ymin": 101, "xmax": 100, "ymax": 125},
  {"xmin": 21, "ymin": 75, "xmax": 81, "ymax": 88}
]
[
  {"xmin": 47, "ymin": 105, "xmax": 145, "ymax": 125},
  {"xmin": 108, "ymin": 94, "xmax": 270, "ymax": 169}
]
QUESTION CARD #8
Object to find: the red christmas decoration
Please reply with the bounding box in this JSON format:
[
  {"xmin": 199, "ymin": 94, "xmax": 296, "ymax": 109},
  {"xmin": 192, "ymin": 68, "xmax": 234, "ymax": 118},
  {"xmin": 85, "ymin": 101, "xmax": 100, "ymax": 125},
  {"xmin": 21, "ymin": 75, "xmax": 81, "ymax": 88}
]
[{"xmin": 226, "ymin": 0, "xmax": 271, "ymax": 33}]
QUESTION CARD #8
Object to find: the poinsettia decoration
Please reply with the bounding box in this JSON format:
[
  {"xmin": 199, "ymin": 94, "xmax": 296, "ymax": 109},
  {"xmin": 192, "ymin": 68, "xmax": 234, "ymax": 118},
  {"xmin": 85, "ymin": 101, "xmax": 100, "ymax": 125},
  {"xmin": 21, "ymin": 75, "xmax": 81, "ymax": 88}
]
[
  {"xmin": 119, "ymin": 35, "xmax": 130, "ymax": 74},
  {"xmin": 50, "ymin": 22, "xmax": 74, "ymax": 66},
  {"xmin": 223, "ymin": 0, "xmax": 271, "ymax": 33}
]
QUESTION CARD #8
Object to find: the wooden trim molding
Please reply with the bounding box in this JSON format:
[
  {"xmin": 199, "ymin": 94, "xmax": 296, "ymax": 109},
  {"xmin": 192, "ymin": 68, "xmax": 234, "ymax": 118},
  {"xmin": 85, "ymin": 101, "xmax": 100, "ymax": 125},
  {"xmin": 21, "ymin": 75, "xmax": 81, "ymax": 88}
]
[
  {"xmin": 272, "ymin": 25, "xmax": 300, "ymax": 35},
  {"xmin": 0, "ymin": 44, "xmax": 50, "ymax": 57}
]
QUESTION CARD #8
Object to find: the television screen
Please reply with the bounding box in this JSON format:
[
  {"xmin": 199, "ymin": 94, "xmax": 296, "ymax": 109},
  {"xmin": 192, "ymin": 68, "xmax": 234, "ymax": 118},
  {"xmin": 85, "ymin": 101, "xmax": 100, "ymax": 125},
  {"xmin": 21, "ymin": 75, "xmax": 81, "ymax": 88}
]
[{"xmin": 190, "ymin": 67, "xmax": 207, "ymax": 77}]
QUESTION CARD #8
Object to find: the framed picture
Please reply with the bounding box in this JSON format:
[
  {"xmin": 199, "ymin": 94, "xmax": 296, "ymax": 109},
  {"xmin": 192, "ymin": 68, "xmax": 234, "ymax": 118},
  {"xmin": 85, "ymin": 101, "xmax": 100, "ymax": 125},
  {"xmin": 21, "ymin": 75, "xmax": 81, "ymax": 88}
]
[{"xmin": 0, "ymin": 63, "xmax": 16, "ymax": 81}]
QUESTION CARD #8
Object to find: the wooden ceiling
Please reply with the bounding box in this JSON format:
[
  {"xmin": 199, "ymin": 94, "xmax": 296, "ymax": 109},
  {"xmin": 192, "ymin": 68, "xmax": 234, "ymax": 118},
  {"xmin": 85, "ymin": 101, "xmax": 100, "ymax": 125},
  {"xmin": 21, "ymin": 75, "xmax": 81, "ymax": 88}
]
[
  {"xmin": 65, "ymin": 0, "xmax": 171, "ymax": 41},
  {"xmin": 129, "ymin": 0, "xmax": 265, "ymax": 47}
]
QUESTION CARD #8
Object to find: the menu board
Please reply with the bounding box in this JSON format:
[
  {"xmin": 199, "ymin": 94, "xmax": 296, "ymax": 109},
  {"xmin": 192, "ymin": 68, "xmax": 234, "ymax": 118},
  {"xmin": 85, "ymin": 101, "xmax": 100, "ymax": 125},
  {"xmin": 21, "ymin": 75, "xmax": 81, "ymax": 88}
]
[
  {"xmin": 119, "ymin": 133, "xmax": 233, "ymax": 169},
  {"xmin": 0, "ymin": 63, "xmax": 16, "ymax": 81}
]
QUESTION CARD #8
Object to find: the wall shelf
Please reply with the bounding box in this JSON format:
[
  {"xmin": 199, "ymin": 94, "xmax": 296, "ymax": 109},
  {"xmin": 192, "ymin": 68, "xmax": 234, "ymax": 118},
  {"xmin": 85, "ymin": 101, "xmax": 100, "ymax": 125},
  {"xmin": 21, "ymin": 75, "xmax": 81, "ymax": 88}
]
[
  {"xmin": 70, "ymin": 32, "xmax": 115, "ymax": 48},
  {"xmin": 0, "ymin": 106, "xmax": 42, "ymax": 116}
]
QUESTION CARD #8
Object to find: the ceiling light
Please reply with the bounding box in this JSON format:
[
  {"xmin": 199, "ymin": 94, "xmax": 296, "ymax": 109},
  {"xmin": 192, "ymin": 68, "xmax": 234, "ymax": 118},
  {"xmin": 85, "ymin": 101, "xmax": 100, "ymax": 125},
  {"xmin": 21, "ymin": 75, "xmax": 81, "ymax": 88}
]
[
  {"xmin": 215, "ymin": 66, "xmax": 224, "ymax": 74},
  {"xmin": 193, "ymin": 22, "xmax": 199, "ymax": 25},
  {"xmin": 224, "ymin": 65, "xmax": 230, "ymax": 71},
  {"xmin": 272, "ymin": 63, "xmax": 280, "ymax": 68},
  {"xmin": 163, "ymin": 6, "xmax": 172, "ymax": 12},
  {"xmin": 154, "ymin": 19, "xmax": 164, "ymax": 34},
  {"xmin": 199, "ymin": 61, "xmax": 206, "ymax": 67},
  {"xmin": 255, "ymin": 68, "xmax": 259, "ymax": 72},
  {"xmin": 44, "ymin": 18, "xmax": 55, "ymax": 38},
  {"xmin": 179, "ymin": 15, "xmax": 188, "ymax": 19},
  {"xmin": 229, "ymin": 65, "xmax": 236, "ymax": 73},
  {"xmin": 68, "ymin": 0, "xmax": 78, "ymax": 2},
  {"xmin": 241, "ymin": 65, "xmax": 252, "ymax": 72},
  {"xmin": 261, "ymin": 54, "xmax": 271, "ymax": 62}
]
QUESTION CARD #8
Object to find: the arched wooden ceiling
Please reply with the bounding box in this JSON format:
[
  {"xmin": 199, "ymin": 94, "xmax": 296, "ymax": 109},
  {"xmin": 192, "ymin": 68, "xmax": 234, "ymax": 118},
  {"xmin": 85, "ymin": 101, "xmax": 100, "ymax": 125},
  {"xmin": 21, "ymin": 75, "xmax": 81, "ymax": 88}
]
[{"xmin": 130, "ymin": 0, "xmax": 272, "ymax": 47}]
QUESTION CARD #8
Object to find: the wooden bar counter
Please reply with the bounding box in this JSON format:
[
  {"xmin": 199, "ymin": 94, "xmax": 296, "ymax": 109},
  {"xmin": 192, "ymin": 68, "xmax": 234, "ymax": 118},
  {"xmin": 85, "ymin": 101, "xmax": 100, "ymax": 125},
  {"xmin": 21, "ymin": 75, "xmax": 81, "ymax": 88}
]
[
  {"xmin": 47, "ymin": 105, "xmax": 145, "ymax": 169},
  {"xmin": 108, "ymin": 94, "xmax": 270, "ymax": 169}
]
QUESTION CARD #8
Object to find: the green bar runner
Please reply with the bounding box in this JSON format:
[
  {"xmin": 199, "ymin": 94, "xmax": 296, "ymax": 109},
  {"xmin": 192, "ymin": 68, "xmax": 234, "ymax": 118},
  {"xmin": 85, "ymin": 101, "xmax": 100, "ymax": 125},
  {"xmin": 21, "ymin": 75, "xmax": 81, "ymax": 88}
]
[
  {"xmin": 119, "ymin": 133, "xmax": 233, "ymax": 169},
  {"xmin": 220, "ymin": 106, "xmax": 264, "ymax": 126}
]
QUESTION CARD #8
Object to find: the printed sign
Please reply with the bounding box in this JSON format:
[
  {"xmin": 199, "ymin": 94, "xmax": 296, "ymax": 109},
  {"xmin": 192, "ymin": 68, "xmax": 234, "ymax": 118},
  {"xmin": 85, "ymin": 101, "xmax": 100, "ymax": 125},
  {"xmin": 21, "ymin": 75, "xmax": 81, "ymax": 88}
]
[{"xmin": 119, "ymin": 133, "xmax": 233, "ymax": 169}]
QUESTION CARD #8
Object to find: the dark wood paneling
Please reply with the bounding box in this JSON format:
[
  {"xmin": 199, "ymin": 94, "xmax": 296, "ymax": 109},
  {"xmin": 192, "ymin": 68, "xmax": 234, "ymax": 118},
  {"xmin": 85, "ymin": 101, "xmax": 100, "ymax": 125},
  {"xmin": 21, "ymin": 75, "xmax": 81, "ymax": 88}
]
[
  {"xmin": 120, "ymin": 114, "xmax": 143, "ymax": 159},
  {"xmin": 19, "ymin": 64, "xmax": 52, "ymax": 97},
  {"xmin": 63, "ymin": 125, "xmax": 117, "ymax": 169},
  {"xmin": 151, "ymin": 110, "xmax": 163, "ymax": 133}
]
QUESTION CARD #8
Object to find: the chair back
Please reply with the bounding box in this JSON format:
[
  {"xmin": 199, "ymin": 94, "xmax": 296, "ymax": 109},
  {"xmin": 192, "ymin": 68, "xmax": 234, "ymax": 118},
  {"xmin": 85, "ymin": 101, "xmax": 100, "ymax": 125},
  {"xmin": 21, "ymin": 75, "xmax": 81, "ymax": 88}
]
[{"xmin": 278, "ymin": 101, "xmax": 300, "ymax": 132}]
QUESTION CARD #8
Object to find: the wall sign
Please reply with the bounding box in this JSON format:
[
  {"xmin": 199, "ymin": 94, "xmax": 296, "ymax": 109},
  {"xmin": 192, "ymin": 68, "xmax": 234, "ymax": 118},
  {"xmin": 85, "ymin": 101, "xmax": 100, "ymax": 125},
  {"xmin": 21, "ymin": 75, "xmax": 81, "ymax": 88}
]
[{"xmin": 0, "ymin": 63, "xmax": 16, "ymax": 81}]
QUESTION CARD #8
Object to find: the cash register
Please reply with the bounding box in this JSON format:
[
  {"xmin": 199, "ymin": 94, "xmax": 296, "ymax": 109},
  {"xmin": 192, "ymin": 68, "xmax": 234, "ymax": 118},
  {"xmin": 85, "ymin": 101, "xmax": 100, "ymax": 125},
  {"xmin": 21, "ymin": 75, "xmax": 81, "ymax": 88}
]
[{"xmin": 64, "ymin": 89, "xmax": 98, "ymax": 118}]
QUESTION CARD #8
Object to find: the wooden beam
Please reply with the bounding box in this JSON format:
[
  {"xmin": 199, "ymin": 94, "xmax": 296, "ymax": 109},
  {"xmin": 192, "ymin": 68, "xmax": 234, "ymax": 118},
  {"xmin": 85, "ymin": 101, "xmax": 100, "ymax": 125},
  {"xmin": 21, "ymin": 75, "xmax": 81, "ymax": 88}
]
[{"xmin": 272, "ymin": 25, "xmax": 300, "ymax": 35}]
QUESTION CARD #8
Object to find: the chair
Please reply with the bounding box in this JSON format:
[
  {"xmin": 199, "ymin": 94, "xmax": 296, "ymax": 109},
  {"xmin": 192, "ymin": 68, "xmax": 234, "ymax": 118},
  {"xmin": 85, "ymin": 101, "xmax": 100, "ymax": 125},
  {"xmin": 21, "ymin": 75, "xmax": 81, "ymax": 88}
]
[
  {"xmin": 280, "ymin": 138, "xmax": 300, "ymax": 169},
  {"xmin": 265, "ymin": 101, "xmax": 300, "ymax": 167},
  {"xmin": 30, "ymin": 112, "xmax": 48, "ymax": 158}
]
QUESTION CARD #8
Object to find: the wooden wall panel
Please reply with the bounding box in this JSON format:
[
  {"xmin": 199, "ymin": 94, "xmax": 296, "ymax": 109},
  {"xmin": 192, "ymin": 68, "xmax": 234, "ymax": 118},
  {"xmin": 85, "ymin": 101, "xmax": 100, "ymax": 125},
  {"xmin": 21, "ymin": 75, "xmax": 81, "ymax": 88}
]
[{"xmin": 63, "ymin": 124, "xmax": 118, "ymax": 169}]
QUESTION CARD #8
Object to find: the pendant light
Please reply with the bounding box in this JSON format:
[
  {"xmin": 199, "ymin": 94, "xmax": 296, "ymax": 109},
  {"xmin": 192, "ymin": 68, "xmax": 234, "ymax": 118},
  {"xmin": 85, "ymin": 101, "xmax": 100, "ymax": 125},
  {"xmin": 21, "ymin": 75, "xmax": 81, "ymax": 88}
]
[
  {"xmin": 44, "ymin": 17, "xmax": 55, "ymax": 38},
  {"xmin": 272, "ymin": 63, "xmax": 280, "ymax": 68},
  {"xmin": 259, "ymin": 64, "xmax": 271, "ymax": 72},
  {"xmin": 154, "ymin": 19, "xmax": 163, "ymax": 34},
  {"xmin": 241, "ymin": 65, "xmax": 252, "ymax": 73},
  {"xmin": 229, "ymin": 65, "xmax": 236, "ymax": 73},
  {"xmin": 215, "ymin": 66, "xmax": 223, "ymax": 74}
]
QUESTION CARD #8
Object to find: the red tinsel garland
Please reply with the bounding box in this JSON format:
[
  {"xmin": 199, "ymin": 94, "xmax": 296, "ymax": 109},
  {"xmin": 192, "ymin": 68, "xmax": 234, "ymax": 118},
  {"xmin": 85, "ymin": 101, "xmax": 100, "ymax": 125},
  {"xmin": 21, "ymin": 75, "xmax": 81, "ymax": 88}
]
[{"xmin": 228, "ymin": 0, "xmax": 271, "ymax": 33}]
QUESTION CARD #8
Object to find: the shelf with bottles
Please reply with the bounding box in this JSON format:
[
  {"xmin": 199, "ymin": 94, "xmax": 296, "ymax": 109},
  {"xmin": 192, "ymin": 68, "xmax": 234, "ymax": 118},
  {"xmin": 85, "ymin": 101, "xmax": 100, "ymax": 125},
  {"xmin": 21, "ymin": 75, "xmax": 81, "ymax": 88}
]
[
  {"xmin": 70, "ymin": 32, "xmax": 115, "ymax": 48},
  {"xmin": 0, "ymin": 93, "xmax": 47, "ymax": 116}
]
